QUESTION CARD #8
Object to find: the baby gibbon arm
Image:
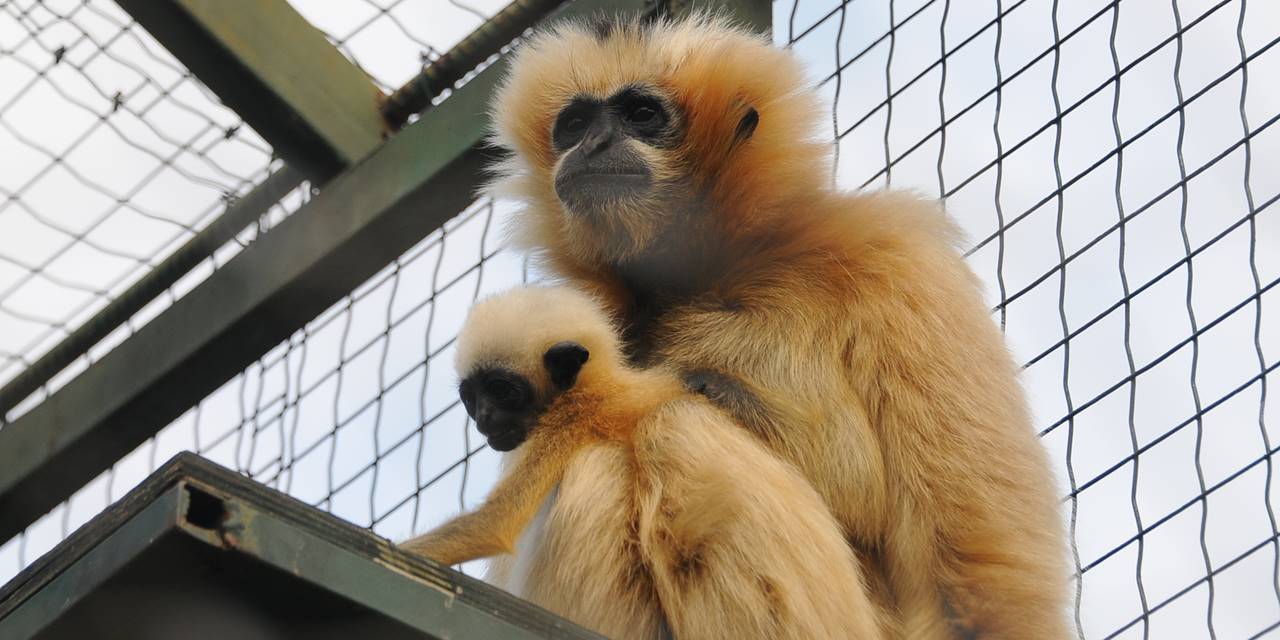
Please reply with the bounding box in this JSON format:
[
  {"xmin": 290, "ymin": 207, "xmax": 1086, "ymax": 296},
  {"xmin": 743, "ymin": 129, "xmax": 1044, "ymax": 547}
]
[{"xmin": 401, "ymin": 424, "xmax": 581, "ymax": 566}]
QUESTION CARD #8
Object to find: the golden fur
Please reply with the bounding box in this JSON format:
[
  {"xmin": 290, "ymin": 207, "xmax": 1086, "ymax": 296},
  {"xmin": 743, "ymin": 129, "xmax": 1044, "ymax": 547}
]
[
  {"xmin": 486, "ymin": 14, "xmax": 1069, "ymax": 639},
  {"xmin": 403, "ymin": 286, "xmax": 885, "ymax": 638}
]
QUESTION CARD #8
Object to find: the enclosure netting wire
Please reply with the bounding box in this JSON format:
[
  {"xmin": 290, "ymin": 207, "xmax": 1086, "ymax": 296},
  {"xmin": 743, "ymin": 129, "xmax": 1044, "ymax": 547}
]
[
  {"xmin": 0, "ymin": 0, "xmax": 313, "ymax": 417},
  {"xmin": 3, "ymin": 1, "xmax": 1279, "ymax": 639},
  {"xmin": 784, "ymin": 1, "xmax": 1277, "ymax": 637},
  {"xmin": 289, "ymin": 0, "xmax": 512, "ymax": 94}
]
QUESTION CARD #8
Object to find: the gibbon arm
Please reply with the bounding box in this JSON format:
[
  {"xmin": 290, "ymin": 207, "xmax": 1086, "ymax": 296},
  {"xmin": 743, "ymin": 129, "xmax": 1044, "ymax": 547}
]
[
  {"xmin": 401, "ymin": 425, "xmax": 581, "ymax": 566},
  {"xmin": 841, "ymin": 245, "xmax": 1067, "ymax": 639}
]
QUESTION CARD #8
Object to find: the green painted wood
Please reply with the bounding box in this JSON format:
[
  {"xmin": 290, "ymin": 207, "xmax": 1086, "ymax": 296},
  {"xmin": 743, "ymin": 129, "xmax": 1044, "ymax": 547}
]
[
  {"xmin": 0, "ymin": 454, "xmax": 599, "ymax": 639},
  {"xmin": 115, "ymin": 0, "xmax": 387, "ymax": 179},
  {"xmin": 0, "ymin": 487, "xmax": 181, "ymax": 639}
]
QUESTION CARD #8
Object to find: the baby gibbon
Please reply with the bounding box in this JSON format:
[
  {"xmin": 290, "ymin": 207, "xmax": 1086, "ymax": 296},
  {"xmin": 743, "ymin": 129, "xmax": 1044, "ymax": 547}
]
[
  {"xmin": 486, "ymin": 13, "xmax": 1067, "ymax": 639},
  {"xmin": 402, "ymin": 286, "xmax": 886, "ymax": 639}
]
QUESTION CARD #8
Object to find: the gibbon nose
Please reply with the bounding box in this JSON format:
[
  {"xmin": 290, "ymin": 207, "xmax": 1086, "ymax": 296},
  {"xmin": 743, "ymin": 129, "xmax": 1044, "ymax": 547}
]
[
  {"xmin": 475, "ymin": 404, "xmax": 496, "ymax": 433},
  {"xmin": 580, "ymin": 120, "xmax": 615, "ymax": 156}
]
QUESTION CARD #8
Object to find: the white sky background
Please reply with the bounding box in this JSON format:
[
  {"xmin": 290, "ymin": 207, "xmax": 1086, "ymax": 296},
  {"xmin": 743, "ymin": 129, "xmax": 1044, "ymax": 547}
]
[{"xmin": 1, "ymin": 0, "xmax": 1278, "ymax": 638}]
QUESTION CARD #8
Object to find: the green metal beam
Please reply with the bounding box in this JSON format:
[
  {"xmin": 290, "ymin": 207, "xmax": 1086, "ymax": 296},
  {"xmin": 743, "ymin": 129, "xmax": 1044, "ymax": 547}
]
[
  {"xmin": 0, "ymin": 0, "xmax": 649, "ymax": 545},
  {"xmin": 0, "ymin": 453, "xmax": 599, "ymax": 639},
  {"xmin": 114, "ymin": 0, "xmax": 388, "ymax": 180}
]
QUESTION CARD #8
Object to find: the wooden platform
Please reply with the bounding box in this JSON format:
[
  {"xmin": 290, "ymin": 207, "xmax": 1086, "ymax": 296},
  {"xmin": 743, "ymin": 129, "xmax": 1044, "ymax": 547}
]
[{"xmin": 0, "ymin": 452, "xmax": 599, "ymax": 639}]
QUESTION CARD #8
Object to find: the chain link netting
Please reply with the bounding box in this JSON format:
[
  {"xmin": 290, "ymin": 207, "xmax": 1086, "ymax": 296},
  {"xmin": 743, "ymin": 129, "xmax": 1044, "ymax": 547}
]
[
  {"xmin": 288, "ymin": 0, "xmax": 513, "ymax": 93},
  {"xmin": 2, "ymin": 1, "xmax": 1278, "ymax": 638},
  {"xmin": 0, "ymin": 0, "xmax": 311, "ymax": 422},
  {"xmin": 786, "ymin": 0, "xmax": 1278, "ymax": 637},
  {"xmin": 0, "ymin": 0, "xmax": 527, "ymax": 584}
]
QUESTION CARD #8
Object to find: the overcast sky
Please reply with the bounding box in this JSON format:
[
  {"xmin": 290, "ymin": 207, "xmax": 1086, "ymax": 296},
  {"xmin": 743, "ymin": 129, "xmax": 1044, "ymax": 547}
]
[{"xmin": 1, "ymin": 1, "xmax": 1278, "ymax": 638}]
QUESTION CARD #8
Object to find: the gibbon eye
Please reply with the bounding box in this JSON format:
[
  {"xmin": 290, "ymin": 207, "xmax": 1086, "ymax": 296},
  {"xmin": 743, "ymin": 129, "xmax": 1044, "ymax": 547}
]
[
  {"xmin": 563, "ymin": 116, "xmax": 588, "ymax": 134},
  {"xmin": 626, "ymin": 105, "xmax": 657, "ymax": 124},
  {"xmin": 609, "ymin": 88, "xmax": 669, "ymax": 140},
  {"xmin": 553, "ymin": 100, "xmax": 599, "ymax": 151},
  {"xmin": 485, "ymin": 378, "xmax": 517, "ymax": 402}
]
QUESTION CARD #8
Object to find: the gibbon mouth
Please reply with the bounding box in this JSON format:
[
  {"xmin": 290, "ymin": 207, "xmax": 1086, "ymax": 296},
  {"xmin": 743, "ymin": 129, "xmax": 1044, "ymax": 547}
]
[
  {"xmin": 555, "ymin": 172, "xmax": 653, "ymax": 215},
  {"xmin": 486, "ymin": 430, "xmax": 527, "ymax": 452},
  {"xmin": 558, "ymin": 171, "xmax": 652, "ymax": 186}
]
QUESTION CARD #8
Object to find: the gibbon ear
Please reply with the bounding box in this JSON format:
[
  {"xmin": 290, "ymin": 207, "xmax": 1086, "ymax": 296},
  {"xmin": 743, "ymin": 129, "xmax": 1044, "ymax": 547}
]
[
  {"xmin": 544, "ymin": 341, "xmax": 590, "ymax": 390},
  {"xmin": 734, "ymin": 107, "xmax": 759, "ymax": 144}
]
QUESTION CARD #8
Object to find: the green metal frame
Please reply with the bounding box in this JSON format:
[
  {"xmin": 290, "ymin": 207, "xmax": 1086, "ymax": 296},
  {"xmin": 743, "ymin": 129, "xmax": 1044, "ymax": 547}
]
[
  {"xmin": 0, "ymin": 0, "xmax": 771, "ymax": 547},
  {"xmin": 0, "ymin": 453, "xmax": 600, "ymax": 639},
  {"xmin": 113, "ymin": 0, "xmax": 388, "ymax": 180},
  {"xmin": 0, "ymin": 167, "xmax": 306, "ymax": 418}
]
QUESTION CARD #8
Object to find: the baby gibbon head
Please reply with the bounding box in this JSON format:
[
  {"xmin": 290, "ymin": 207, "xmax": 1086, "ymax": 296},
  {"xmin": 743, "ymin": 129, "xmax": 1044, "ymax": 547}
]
[
  {"xmin": 488, "ymin": 14, "xmax": 829, "ymax": 268},
  {"xmin": 455, "ymin": 286, "xmax": 623, "ymax": 450}
]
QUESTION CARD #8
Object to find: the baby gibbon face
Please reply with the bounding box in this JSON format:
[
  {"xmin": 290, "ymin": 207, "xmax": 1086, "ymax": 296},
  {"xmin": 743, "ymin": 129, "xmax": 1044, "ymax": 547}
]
[
  {"xmin": 489, "ymin": 15, "xmax": 830, "ymax": 265},
  {"xmin": 458, "ymin": 341, "xmax": 588, "ymax": 451},
  {"xmin": 454, "ymin": 286, "xmax": 621, "ymax": 450}
]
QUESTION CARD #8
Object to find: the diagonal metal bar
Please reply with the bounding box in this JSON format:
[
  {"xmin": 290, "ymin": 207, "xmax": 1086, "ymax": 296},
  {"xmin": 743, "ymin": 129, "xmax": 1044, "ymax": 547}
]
[
  {"xmin": 0, "ymin": 167, "xmax": 306, "ymax": 419},
  {"xmin": 114, "ymin": 0, "xmax": 388, "ymax": 180}
]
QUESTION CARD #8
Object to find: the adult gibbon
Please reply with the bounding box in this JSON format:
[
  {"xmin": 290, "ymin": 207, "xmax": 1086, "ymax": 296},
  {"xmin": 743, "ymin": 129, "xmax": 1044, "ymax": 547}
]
[
  {"xmin": 402, "ymin": 286, "xmax": 884, "ymax": 639},
  {"xmin": 482, "ymin": 14, "xmax": 1068, "ymax": 639}
]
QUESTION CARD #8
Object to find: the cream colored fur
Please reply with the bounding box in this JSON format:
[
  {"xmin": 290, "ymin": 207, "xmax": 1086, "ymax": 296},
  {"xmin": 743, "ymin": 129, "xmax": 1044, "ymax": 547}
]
[{"xmin": 404, "ymin": 286, "xmax": 885, "ymax": 638}]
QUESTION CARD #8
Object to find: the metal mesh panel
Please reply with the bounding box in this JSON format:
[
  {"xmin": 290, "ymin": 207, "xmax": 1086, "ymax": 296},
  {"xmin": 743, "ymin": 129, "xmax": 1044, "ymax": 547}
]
[
  {"xmin": 0, "ymin": 0, "xmax": 525, "ymax": 584},
  {"xmin": 288, "ymin": 0, "xmax": 513, "ymax": 92},
  {"xmin": 0, "ymin": 0, "xmax": 307, "ymax": 419},
  {"xmin": 787, "ymin": 0, "xmax": 1279, "ymax": 637},
  {"xmin": 3, "ymin": 1, "xmax": 1279, "ymax": 638}
]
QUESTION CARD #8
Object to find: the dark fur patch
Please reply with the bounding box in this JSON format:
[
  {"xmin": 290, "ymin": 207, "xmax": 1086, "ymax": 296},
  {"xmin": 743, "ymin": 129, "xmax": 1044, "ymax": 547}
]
[
  {"xmin": 682, "ymin": 369, "xmax": 781, "ymax": 443},
  {"xmin": 671, "ymin": 541, "xmax": 707, "ymax": 585},
  {"xmin": 944, "ymin": 596, "xmax": 981, "ymax": 640},
  {"xmin": 618, "ymin": 515, "xmax": 661, "ymax": 605},
  {"xmin": 587, "ymin": 14, "xmax": 647, "ymax": 41},
  {"xmin": 589, "ymin": 15, "xmax": 619, "ymax": 41},
  {"xmin": 587, "ymin": 12, "xmax": 663, "ymax": 42},
  {"xmin": 757, "ymin": 574, "xmax": 788, "ymax": 625},
  {"xmin": 734, "ymin": 107, "xmax": 760, "ymax": 142}
]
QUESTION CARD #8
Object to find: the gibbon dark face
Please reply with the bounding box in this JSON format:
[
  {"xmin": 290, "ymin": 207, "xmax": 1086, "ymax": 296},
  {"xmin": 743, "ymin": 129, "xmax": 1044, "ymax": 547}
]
[
  {"xmin": 491, "ymin": 17, "xmax": 829, "ymax": 267},
  {"xmin": 459, "ymin": 368, "xmax": 538, "ymax": 451},
  {"xmin": 459, "ymin": 341, "xmax": 589, "ymax": 452},
  {"xmin": 551, "ymin": 86, "xmax": 681, "ymax": 219},
  {"xmin": 454, "ymin": 287, "xmax": 621, "ymax": 452}
]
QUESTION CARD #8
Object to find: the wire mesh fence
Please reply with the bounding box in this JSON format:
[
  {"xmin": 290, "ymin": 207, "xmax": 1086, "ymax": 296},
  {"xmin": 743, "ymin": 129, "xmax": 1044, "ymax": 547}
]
[
  {"xmin": 782, "ymin": 0, "xmax": 1278, "ymax": 637},
  {"xmin": 289, "ymin": 0, "xmax": 514, "ymax": 93},
  {"xmin": 0, "ymin": 0, "xmax": 312, "ymax": 420},
  {"xmin": 2, "ymin": 1, "xmax": 1278, "ymax": 639}
]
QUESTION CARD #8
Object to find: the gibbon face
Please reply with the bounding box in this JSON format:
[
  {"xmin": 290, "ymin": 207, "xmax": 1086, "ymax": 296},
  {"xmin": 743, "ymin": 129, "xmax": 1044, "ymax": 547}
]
[
  {"xmin": 457, "ymin": 341, "xmax": 588, "ymax": 451},
  {"xmin": 454, "ymin": 287, "xmax": 621, "ymax": 450},
  {"xmin": 551, "ymin": 86, "xmax": 682, "ymax": 220},
  {"xmin": 489, "ymin": 15, "xmax": 831, "ymax": 266}
]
